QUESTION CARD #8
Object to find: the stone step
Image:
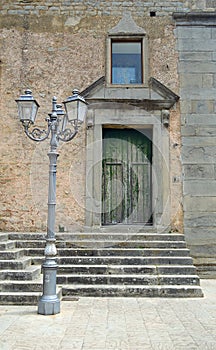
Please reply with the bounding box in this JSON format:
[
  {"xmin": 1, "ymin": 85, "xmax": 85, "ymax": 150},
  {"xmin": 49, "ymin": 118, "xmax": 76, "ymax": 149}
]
[
  {"xmin": 57, "ymin": 264, "xmax": 197, "ymax": 275},
  {"xmin": 97, "ymin": 225, "xmax": 157, "ymax": 234},
  {"xmin": 8, "ymin": 233, "xmax": 46, "ymax": 240},
  {"xmin": 0, "ymin": 266, "xmax": 41, "ymax": 280},
  {"xmin": 25, "ymin": 248, "xmax": 190, "ymax": 257},
  {"xmin": 16, "ymin": 240, "xmax": 187, "ymax": 249},
  {"xmin": 0, "ymin": 249, "xmax": 25, "ymax": 260},
  {"xmin": 62, "ymin": 284, "xmax": 204, "ymax": 298},
  {"xmin": 0, "ymin": 292, "xmax": 42, "ymax": 305},
  {"xmin": 16, "ymin": 241, "xmax": 46, "ymax": 249},
  {"xmin": 8, "ymin": 232, "xmax": 186, "ymax": 242},
  {"xmin": 0, "ymin": 233, "xmax": 8, "ymax": 242},
  {"xmin": 57, "ymin": 274, "xmax": 200, "ymax": 286},
  {"xmin": 0, "ymin": 257, "xmax": 32, "ymax": 270},
  {"xmin": 193, "ymin": 258, "xmax": 216, "ymax": 278},
  {"xmin": 0, "ymin": 232, "xmax": 202, "ymax": 302},
  {"xmin": 0, "ymin": 287, "xmax": 62, "ymax": 305},
  {"xmin": 56, "ymin": 256, "xmax": 194, "ymax": 266},
  {"xmin": 31, "ymin": 256, "xmax": 194, "ymax": 266},
  {"xmin": 0, "ymin": 241, "xmax": 16, "ymax": 250},
  {"xmin": 56, "ymin": 233, "xmax": 186, "ymax": 242},
  {"xmin": 0, "ymin": 279, "xmax": 43, "ymax": 292}
]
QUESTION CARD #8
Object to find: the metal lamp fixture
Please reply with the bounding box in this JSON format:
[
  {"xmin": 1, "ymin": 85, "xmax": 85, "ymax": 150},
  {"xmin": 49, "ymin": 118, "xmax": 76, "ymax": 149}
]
[
  {"xmin": 63, "ymin": 89, "xmax": 88, "ymax": 124},
  {"xmin": 16, "ymin": 89, "xmax": 40, "ymax": 125},
  {"xmin": 16, "ymin": 89, "xmax": 88, "ymax": 315}
]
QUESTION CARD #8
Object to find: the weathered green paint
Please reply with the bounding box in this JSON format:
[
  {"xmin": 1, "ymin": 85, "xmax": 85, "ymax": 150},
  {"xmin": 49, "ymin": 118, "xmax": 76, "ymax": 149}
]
[{"xmin": 102, "ymin": 128, "xmax": 152, "ymax": 225}]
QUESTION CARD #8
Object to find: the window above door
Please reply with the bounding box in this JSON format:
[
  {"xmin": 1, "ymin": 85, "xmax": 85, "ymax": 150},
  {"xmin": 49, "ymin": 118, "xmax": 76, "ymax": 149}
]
[
  {"xmin": 111, "ymin": 40, "xmax": 143, "ymax": 85},
  {"xmin": 106, "ymin": 12, "xmax": 148, "ymax": 87}
]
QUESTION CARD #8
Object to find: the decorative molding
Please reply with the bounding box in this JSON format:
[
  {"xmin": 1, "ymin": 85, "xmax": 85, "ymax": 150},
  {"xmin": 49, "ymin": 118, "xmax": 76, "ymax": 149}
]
[
  {"xmin": 81, "ymin": 76, "xmax": 179, "ymax": 110},
  {"xmin": 161, "ymin": 109, "xmax": 170, "ymax": 127},
  {"xmin": 173, "ymin": 12, "xmax": 216, "ymax": 26},
  {"xmin": 108, "ymin": 11, "xmax": 146, "ymax": 36}
]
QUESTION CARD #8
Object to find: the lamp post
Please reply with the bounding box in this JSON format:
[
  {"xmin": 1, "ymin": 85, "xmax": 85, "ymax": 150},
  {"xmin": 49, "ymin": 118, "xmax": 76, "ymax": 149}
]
[{"xmin": 16, "ymin": 89, "xmax": 88, "ymax": 315}]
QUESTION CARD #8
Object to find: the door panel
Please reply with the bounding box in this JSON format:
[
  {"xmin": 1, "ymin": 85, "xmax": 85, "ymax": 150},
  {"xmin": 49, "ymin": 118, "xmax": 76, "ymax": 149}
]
[
  {"xmin": 102, "ymin": 128, "xmax": 152, "ymax": 225},
  {"xmin": 103, "ymin": 163, "xmax": 123, "ymax": 224}
]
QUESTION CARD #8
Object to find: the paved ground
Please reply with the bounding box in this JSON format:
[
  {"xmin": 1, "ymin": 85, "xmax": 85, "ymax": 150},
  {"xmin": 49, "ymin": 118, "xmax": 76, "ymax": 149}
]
[{"xmin": 0, "ymin": 280, "xmax": 216, "ymax": 350}]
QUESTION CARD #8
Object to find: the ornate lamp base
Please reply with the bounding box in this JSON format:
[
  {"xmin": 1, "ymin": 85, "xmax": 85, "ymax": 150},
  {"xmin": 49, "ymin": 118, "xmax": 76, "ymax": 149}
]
[
  {"xmin": 38, "ymin": 296, "xmax": 60, "ymax": 315},
  {"xmin": 38, "ymin": 258, "xmax": 60, "ymax": 315}
]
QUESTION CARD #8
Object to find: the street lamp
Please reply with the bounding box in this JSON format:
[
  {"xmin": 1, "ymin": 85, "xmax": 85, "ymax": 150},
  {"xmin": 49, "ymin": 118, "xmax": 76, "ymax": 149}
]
[{"xmin": 16, "ymin": 89, "xmax": 88, "ymax": 315}]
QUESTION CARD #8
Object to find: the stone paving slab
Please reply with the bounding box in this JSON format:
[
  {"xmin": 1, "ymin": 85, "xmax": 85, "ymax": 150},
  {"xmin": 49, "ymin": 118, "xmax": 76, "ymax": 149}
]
[{"xmin": 0, "ymin": 280, "xmax": 216, "ymax": 350}]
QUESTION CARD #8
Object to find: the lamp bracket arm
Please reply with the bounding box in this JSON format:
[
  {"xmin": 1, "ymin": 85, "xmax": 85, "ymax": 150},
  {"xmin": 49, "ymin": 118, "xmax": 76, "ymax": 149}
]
[
  {"xmin": 57, "ymin": 127, "xmax": 78, "ymax": 142},
  {"xmin": 23, "ymin": 122, "xmax": 51, "ymax": 142}
]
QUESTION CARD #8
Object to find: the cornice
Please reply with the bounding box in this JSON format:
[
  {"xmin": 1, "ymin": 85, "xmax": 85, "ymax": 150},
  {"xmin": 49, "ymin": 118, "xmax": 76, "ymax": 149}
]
[{"xmin": 173, "ymin": 12, "xmax": 216, "ymax": 26}]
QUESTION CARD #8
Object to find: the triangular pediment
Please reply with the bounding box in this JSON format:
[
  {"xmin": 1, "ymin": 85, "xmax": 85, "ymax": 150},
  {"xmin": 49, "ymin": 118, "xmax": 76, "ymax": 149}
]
[
  {"xmin": 108, "ymin": 11, "xmax": 146, "ymax": 36},
  {"xmin": 81, "ymin": 76, "xmax": 179, "ymax": 110}
]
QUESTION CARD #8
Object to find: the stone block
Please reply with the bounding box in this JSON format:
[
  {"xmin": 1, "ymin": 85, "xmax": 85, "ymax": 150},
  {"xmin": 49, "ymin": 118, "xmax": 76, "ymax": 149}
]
[
  {"xmin": 195, "ymin": 126, "xmax": 216, "ymax": 136},
  {"xmin": 179, "ymin": 100, "xmax": 192, "ymax": 114},
  {"xmin": 184, "ymin": 114, "xmax": 216, "ymax": 125},
  {"xmin": 181, "ymin": 126, "xmax": 196, "ymax": 136},
  {"xmin": 181, "ymin": 146, "xmax": 216, "ymax": 164},
  {"xmin": 176, "ymin": 27, "xmax": 211, "ymax": 39},
  {"xmin": 183, "ymin": 180, "xmax": 216, "ymax": 196},
  {"xmin": 184, "ymin": 227, "xmax": 216, "ymax": 244},
  {"xmin": 191, "ymin": 100, "xmax": 214, "ymax": 114},
  {"xmin": 179, "ymin": 52, "xmax": 212, "ymax": 61},
  {"xmin": 182, "ymin": 136, "xmax": 216, "ymax": 147},
  {"xmin": 202, "ymin": 74, "xmax": 214, "ymax": 87},
  {"xmin": 184, "ymin": 212, "xmax": 216, "ymax": 227},
  {"xmin": 183, "ymin": 164, "xmax": 215, "ymax": 179},
  {"xmin": 190, "ymin": 244, "xmax": 216, "ymax": 257},
  {"xmin": 179, "ymin": 61, "xmax": 216, "ymax": 73},
  {"xmin": 184, "ymin": 195, "xmax": 216, "ymax": 211},
  {"xmin": 180, "ymin": 73, "xmax": 202, "ymax": 88},
  {"xmin": 180, "ymin": 88, "xmax": 216, "ymax": 99},
  {"xmin": 181, "ymin": 126, "xmax": 216, "ymax": 137},
  {"xmin": 177, "ymin": 39, "xmax": 216, "ymax": 52}
]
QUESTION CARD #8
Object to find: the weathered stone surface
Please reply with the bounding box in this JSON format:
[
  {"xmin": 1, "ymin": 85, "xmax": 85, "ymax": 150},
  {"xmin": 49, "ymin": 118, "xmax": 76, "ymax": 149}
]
[
  {"xmin": 184, "ymin": 212, "xmax": 216, "ymax": 228},
  {"xmin": 177, "ymin": 39, "xmax": 216, "ymax": 52},
  {"xmin": 183, "ymin": 165, "xmax": 215, "ymax": 180},
  {"xmin": 0, "ymin": 0, "xmax": 212, "ymax": 18},
  {"xmin": 0, "ymin": 2, "xmax": 216, "ymax": 280},
  {"xmin": 184, "ymin": 227, "xmax": 216, "ymax": 244},
  {"xmin": 176, "ymin": 16, "xmax": 216, "ymax": 274},
  {"xmin": 0, "ymin": 9, "xmax": 183, "ymax": 232},
  {"xmin": 181, "ymin": 146, "xmax": 216, "ymax": 163},
  {"xmin": 182, "ymin": 136, "xmax": 216, "ymax": 147},
  {"xmin": 0, "ymin": 232, "xmax": 203, "ymax": 303},
  {"xmin": 184, "ymin": 196, "xmax": 216, "ymax": 211},
  {"xmin": 183, "ymin": 180, "xmax": 216, "ymax": 196},
  {"xmin": 184, "ymin": 114, "xmax": 216, "ymax": 125},
  {"xmin": 182, "ymin": 125, "xmax": 216, "ymax": 137}
]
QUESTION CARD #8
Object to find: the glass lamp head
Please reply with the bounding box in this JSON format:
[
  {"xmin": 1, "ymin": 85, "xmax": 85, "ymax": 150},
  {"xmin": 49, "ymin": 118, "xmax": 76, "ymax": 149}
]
[
  {"xmin": 63, "ymin": 89, "xmax": 88, "ymax": 126},
  {"xmin": 16, "ymin": 89, "xmax": 39, "ymax": 124}
]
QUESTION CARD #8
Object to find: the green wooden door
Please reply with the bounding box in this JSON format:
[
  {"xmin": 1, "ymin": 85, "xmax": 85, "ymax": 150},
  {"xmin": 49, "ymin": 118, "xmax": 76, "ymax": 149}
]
[{"xmin": 102, "ymin": 128, "xmax": 152, "ymax": 225}]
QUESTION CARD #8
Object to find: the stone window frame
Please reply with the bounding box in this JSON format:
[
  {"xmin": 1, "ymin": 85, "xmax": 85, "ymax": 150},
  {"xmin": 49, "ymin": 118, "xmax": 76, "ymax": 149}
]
[{"xmin": 106, "ymin": 34, "xmax": 148, "ymax": 87}]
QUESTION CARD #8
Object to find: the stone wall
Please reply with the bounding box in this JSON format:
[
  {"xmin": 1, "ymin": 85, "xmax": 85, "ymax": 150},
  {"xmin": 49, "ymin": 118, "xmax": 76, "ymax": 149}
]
[
  {"xmin": 174, "ymin": 13, "xmax": 216, "ymax": 275},
  {"xmin": 0, "ymin": 1, "xmax": 206, "ymax": 17},
  {"xmin": 0, "ymin": 0, "xmax": 200, "ymax": 232}
]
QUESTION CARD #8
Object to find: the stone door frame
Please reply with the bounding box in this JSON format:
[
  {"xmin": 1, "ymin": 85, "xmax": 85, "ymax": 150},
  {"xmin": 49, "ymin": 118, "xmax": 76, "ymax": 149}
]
[{"xmin": 85, "ymin": 102, "xmax": 170, "ymax": 231}]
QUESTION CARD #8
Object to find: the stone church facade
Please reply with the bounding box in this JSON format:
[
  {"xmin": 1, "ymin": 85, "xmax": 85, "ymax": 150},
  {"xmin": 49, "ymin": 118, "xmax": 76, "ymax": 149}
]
[{"xmin": 0, "ymin": 1, "xmax": 216, "ymax": 277}]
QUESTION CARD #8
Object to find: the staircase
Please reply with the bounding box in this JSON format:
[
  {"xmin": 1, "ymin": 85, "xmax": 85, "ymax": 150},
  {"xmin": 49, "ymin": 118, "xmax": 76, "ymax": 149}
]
[
  {"xmin": 0, "ymin": 231, "xmax": 203, "ymax": 304},
  {"xmin": 0, "ymin": 233, "xmax": 42, "ymax": 304}
]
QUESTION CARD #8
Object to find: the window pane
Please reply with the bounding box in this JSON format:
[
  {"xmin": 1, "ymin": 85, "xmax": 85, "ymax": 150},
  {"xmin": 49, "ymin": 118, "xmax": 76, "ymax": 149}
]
[{"xmin": 112, "ymin": 42, "xmax": 142, "ymax": 84}]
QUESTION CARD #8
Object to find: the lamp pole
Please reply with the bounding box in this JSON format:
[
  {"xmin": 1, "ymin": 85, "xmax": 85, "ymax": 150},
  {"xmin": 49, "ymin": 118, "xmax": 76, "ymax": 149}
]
[{"xmin": 16, "ymin": 89, "xmax": 88, "ymax": 315}]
